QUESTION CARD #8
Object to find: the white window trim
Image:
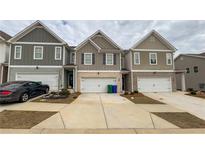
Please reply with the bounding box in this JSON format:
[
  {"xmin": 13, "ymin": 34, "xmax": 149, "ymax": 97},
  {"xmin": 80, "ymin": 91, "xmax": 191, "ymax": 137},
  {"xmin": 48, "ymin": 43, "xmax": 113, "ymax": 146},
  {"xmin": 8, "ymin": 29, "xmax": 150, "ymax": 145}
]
[
  {"xmin": 14, "ymin": 46, "xmax": 22, "ymax": 60},
  {"xmin": 84, "ymin": 53, "xmax": 92, "ymax": 65},
  {"xmin": 33, "ymin": 46, "xmax": 43, "ymax": 60},
  {"xmin": 166, "ymin": 53, "xmax": 172, "ymax": 65},
  {"xmin": 106, "ymin": 53, "xmax": 114, "ymax": 65},
  {"xmin": 55, "ymin": 47, "xmax": 62, "ymax": 60},
  {"xmin": 134, "ymin": 52, "xmax": 140, "ymax": 65},
  {"xmin": 149, "ymin": 53, "xmax": 157, "ymax": 65}
]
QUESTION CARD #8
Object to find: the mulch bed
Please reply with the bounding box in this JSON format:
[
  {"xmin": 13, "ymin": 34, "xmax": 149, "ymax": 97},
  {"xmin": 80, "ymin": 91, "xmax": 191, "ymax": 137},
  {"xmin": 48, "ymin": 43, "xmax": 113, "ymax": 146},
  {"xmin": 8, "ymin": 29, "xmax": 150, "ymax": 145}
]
[
  {"xmin": 186, "ymin": 94, "xmax": 205, "ymax": 99},
  {"xmin": 0, "ymin": 110, "xmax": 57, "ymax": 129},
  {"xmin": 122, "ymin": 93, "xmax": 165, "ymax": 104},
  {"xmin": 33, "ymin": 92, "xmax": 81, "ymax": 104},
  {"xmin": 152, "ymin": 112, "xmax": 205, "ymax": 128}
]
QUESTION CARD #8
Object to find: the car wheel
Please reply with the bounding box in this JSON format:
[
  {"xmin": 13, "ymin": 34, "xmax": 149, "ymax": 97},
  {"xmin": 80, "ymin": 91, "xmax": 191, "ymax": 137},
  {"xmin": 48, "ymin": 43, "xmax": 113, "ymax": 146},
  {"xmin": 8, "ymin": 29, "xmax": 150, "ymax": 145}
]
[
  {"xmin": 20, "ymin": 93, "xmax": 29, "ymax": 102},
  {"xmin": 45, "ymin": 88, "xmax": 49, "ymax": 94}
]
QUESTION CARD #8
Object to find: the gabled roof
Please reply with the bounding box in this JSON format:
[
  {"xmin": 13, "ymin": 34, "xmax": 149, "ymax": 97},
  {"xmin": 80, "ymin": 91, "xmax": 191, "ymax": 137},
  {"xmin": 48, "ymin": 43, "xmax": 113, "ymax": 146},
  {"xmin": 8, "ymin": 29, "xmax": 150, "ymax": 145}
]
[
  {"xmin": 8, "ymin": 20, "xmax": 67, "ymax": 44},
  {"xmin": 0, "ymin": 30, "xmax": 12, "ymax": 41},
  {"xmin": 131, "ymin": 30, "xmax": 177, "ymax": 51},
  {"xmin": 75, "ymin": 30, "xmax": 123, "ymax": 51}
]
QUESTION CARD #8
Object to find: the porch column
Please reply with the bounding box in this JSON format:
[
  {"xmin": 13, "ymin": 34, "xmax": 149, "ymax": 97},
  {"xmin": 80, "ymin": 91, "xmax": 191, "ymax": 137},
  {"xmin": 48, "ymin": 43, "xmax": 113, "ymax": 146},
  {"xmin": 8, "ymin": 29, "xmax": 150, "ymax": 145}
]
[{"xmin": 181, "ymin": 73, "xmax": 186, "ymax": 91}]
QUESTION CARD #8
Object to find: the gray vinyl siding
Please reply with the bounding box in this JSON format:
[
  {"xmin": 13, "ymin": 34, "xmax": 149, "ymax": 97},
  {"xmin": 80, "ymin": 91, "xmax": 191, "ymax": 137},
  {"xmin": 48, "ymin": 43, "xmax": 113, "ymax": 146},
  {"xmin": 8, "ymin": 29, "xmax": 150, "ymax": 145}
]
[
  {"xmin": 10, "ymin": 44, "xmax": 63, "ymax": 65},
  {"xmin": 132, "ymin": 72, "xmax": 176, "ymax": 92},
  {"xmin": 92, "ymin": 36, "xmax": 118, "ymax": 49},
  {"xmin": 175, "ymin": 55, "xmax": 205, "ymax": 90},
  {"xmin": 17, "ymin": 28, "xmax": 61, "ymax": 43},
  {"xmin": 131, "ymin": 51, "xmax": 173, "ymax": 70},
  {"xmin": 76, "ymin": 42, "xmax": 121, "ymax": 70},
  {"xmin": 124, "ymin": 51, "xmax": 131, "ymax": 70}
]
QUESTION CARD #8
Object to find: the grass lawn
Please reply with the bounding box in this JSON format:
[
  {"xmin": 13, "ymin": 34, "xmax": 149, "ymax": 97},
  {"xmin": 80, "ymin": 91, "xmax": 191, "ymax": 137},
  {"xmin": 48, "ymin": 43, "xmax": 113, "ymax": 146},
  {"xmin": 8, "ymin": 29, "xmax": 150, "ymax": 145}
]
[
  {"xmin": 33, "ymin": 92, "xmax": 81, "ymax": 104},
  {"xmin": 152, "ymin": 112, "xmax": 205, "ymax": 128},
  {"xmin": 122, "ymin": 93, "xmax": 165, "ymax": 104},
  {"xmin": 0, "ymin": 110, "xmax": 57, "ymax": 129}
]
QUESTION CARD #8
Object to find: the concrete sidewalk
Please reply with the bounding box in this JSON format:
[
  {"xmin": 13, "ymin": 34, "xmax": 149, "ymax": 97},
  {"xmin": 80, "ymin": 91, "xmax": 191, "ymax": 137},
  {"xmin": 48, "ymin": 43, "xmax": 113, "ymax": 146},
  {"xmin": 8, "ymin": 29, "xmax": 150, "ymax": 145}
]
[
  {"xmin": 144, "ymin": 92, "xmax": 205, "ymax": 120},
  {"xmin": 1, "ymin": 128, "xmax": 205, "ymax": 134}
]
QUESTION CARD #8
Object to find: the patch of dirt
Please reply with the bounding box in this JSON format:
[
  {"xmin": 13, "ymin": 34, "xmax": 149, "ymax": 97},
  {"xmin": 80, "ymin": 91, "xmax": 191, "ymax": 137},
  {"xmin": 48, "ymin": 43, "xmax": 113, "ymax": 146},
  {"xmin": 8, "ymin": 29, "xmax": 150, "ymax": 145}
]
[
  {"xmin": 0, "ymin": 110, "xmax": 57, "ymax": 129},
  {"xmin": 33, "ymin": 92, "xmax": 81, "ymax": 104},
  {"xmin": 122, "ymin": 93, "xmax": 165, "ymax": 104},
  {"xmin": 152, "ymin": 112, "xmax": 205, "ymax": 128}
]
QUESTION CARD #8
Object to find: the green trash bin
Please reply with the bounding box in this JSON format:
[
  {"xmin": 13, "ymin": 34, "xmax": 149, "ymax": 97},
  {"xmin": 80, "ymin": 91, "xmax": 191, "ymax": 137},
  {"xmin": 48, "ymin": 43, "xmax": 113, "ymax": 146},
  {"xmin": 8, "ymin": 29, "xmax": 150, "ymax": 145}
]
[{"xmin": 107, "ymin": 85, "xmax": 112, "ymax": 93}]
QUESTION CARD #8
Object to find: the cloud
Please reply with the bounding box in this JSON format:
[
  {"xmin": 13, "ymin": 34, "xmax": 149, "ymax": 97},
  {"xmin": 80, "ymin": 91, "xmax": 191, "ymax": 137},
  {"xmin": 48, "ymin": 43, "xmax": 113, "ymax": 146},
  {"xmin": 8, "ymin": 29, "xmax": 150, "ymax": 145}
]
[{"xmin": 1, "ymin": 20, "xmax": 205, "ymax": 55}]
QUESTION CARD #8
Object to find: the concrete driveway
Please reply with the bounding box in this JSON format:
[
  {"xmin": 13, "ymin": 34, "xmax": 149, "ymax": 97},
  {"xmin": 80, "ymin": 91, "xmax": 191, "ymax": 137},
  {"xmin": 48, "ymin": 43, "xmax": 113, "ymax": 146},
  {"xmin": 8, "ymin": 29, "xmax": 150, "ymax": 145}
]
[{"xmin": 144, "ymin": 92, "xmax": 205, "ymax": 120}]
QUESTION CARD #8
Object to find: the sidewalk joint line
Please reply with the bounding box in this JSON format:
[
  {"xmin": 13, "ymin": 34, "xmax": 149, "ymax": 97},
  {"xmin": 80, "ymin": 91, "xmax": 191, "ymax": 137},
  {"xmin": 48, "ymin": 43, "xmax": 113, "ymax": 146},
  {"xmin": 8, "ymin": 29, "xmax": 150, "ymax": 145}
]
[
  {"xmin": 149, "ymin": 113, "xmax": 156, "ymax": 129},
  {"xmin": 58, "ymin": 112, "xmax": 66, "ymax": 129},
  {"xmin": 99, "ymin": 95, "xmax": 108, "ymax": 129}
]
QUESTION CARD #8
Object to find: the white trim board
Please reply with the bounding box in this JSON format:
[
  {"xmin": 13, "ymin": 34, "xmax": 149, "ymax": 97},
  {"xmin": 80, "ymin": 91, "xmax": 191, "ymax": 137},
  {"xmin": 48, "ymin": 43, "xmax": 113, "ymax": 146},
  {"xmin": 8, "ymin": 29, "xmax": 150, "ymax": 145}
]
[
  {"xmin": 10, "ymin": 65, "xmax": 62, "ymax": 68},
  {"xmin": 12, "ymin": 42, "xmax": 64, "ymax": 45},
  {"xmin": 131, "ymin": 49, "xmax": 174, "ymax": 52},
  {"xmin": 131, "ymin": 70, "xmax": 175, "ymax": 72},
  {"xmin": 77, "ymin": 70, "xmax": 121, "ymax": 73}
]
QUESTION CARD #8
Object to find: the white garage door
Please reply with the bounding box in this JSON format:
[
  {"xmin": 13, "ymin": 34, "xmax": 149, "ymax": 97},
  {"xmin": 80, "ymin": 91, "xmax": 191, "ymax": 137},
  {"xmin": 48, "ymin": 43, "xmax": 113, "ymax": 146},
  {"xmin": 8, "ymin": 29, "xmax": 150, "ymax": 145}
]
[
  {"xmin": 137, "ymin": 77, "xmax": 172, "ymax": 92},
  {"xmin": 16, "ymin": 73, "xmax": 59, "ymax": 91},
  {"xmin": 81, "ymin": 78, "xmax": 117, "ymax": 93}
]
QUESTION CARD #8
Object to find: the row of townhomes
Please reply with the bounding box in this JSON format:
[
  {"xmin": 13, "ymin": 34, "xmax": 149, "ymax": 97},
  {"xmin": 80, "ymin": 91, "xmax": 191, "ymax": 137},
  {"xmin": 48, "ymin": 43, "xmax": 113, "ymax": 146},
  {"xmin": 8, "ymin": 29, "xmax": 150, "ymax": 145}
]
[{"xmin": 1, "ymin": 20, "xmax": 191, "ymax": 93}]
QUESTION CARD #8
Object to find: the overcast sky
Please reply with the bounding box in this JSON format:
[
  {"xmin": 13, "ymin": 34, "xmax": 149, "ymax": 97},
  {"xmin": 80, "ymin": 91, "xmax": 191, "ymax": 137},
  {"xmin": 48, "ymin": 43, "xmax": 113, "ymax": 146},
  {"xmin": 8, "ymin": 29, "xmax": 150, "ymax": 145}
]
[{"xmin": 0, "ymin": 20, "xmax": 204, "ymax": 55}]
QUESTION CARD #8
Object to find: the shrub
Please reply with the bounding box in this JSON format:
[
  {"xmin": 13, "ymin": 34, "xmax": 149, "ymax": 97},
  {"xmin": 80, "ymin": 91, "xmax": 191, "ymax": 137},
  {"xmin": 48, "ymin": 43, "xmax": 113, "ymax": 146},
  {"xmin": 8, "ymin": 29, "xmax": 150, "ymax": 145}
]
[
  {"xmin": 134, "ymin": 90, "xmax": 139, "ymax": 94},
  {"xmin": 59, "ymin": 89, "xmax": 70, "ymax": 96},
  {"xmin": 190, "ymin": 91, "xmax": 197, "ymax": 95},
  {"xmin": 187, "ymin": 88, "xmax": 194, "ymax": 92},
  {"xmin": 124, "ymin": 91, "xmax": 129, "ymax": 95}
]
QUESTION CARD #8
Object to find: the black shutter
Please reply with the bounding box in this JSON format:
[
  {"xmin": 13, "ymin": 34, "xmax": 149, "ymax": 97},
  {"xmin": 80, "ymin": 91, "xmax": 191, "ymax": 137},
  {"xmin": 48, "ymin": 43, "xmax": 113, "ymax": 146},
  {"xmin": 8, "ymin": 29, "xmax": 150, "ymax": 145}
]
[
  {"xmin": 81, "ymin": 53, "xmax": 84, "ymax": 64},
  {"xmin": 114, "ymin": 54, "xmax": 116, "ymax": 65},
  {"xmin": 103, "ymin": 53, "xmax": 106, "ymax": 64},
  {"xmin": 92, "ymin": 53, "xmax": 95, "ymax": 64}
]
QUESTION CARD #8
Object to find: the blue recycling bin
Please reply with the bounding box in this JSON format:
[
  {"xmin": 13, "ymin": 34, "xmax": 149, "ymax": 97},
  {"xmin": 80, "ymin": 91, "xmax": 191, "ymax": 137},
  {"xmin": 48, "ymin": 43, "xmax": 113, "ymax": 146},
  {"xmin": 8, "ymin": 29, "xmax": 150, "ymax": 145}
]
[{"xmin": 112, "ymin": 85, "xmax": 117, "ymax": 93}]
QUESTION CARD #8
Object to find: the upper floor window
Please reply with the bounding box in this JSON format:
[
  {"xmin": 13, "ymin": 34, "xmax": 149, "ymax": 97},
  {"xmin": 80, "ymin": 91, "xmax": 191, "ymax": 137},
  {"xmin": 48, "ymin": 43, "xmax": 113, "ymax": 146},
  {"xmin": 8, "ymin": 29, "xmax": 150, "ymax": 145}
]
[
  {"xmin": 70, "ymin": 52, "xmax": 75, "ymax": 64},
  {"xmin": 134, "ymin": 52, "xmax": 140, "ymax": 65},
  {"xmin": 106, "ymin": 53, "xmax": 114, "ymax": 65},
  {"xmin": 186, "ymin": 68, "xmax": 190, "ymax": 73},
  {"xmin": 149, "ymin": 53, "xmax": 157, "ymax": 65},
  {"xmin": 14, "ymin": 46, "xmax": 22, "ymax": 60},
  {"xmin": 55, "ymin": 47, "xmax": 62, "ymax": 60},
  {"xmin": 194, "ymin": 66, "xmax": 198, "ymax": 73},
  {"xmin": 166, "ymin": 53, "xmax": 172, "ymax": 65},
  {"xmin": 84, "ymin": 53, "xmax": 92, "ymax": 65},
  {"xmin": 34, "ymin": 46, "xmax": 43, "ymax": 60}
]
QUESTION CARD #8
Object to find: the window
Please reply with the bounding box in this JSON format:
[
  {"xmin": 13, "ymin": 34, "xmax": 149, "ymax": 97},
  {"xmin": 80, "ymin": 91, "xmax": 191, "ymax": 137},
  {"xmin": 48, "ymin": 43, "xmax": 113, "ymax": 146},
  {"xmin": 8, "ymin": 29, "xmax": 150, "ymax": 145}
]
[
  {"xmin": 106, "ymin": 53, "xmax": 114, "ymax": 65},
  {"xmin": 134, "ymin": 52, "xmax": 140, "ymax": 65},
  {"xmin": 194, "ymin": 66, "xmax": 198, "ymax": 73},
  {"xmin": 70, "ymin": 52, "xmax": 75, "ymax": 64},
  {"xmin": 186, "ymin": 68, "xmax": 190, "ymax": 73},
  {"xmin": 149, "ymin": 53, "xmax": 157, "ymax": 65},
  {"xmin": 55, "ymin": 47, "xmax": 62, "ymax": 60},
  {"xmin": 34, "ymin": 46, "xmax": 43, "ymax": 60},
  {"xmin": 166, "ymin": 53, "xmax": 172, "ymax": 65},
  {"xmin": 14, "ymin": 46, "xmax": 22, "ymax": 59},
  {"xmin": 84, "ymin": 53, "xmax": 92, "ymax": 65}
]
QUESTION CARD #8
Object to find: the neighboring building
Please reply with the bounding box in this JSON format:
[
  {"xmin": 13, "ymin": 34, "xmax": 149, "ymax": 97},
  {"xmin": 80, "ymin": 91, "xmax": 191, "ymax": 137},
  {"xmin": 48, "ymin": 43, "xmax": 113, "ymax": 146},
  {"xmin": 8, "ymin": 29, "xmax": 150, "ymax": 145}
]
[
  {"xmin": 125, "ymin": 30, "xmax": 177, "ymax": 92},
  {"xmin": 0, "ymin": 31, "xmax": 11, "ymax": 84},
  {"xmin": 175, "ymin": 53, "xmax": 205, "ymax": 91},
  {"xmin": 7, "ymin": 21, "xmax": 75, "ymax": 91},
  {"xmin": 75, "ymin": 30, "xmax": 123, "ymax": 92}
]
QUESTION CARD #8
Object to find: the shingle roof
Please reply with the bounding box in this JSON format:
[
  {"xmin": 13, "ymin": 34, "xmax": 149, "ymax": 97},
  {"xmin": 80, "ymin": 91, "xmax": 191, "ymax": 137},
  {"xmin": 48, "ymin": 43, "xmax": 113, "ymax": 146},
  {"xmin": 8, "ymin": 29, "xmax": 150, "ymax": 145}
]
[{"xmin": 0, "ymin": 30, "xmax": 12, "ymax": 41}]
